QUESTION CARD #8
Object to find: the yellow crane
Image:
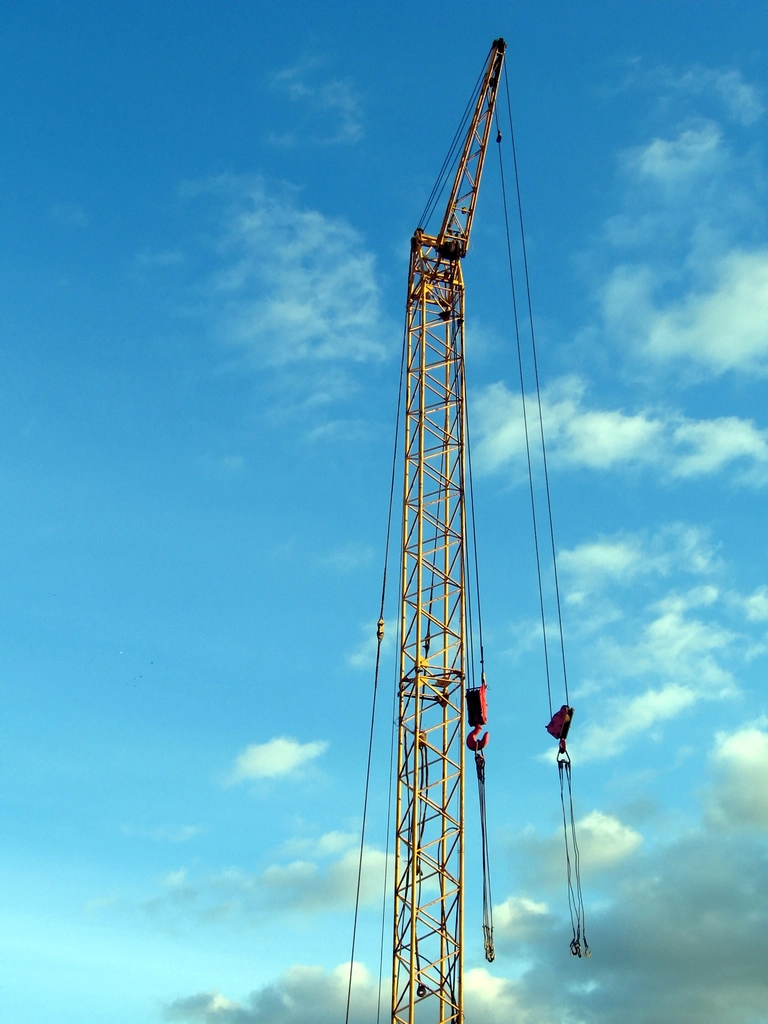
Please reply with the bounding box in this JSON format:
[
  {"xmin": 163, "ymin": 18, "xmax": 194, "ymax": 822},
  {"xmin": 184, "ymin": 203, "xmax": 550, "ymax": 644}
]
[{"xmin": 391, "ymin": 38, "xmax": 506, "ymax": 1024}]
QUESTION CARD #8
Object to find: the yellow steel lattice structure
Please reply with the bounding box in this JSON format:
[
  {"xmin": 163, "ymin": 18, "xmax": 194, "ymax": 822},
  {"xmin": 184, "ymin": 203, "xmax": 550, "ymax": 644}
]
[{"xmin": 392, "ymin": 39, "xmax": 506, "ymax": 1024}]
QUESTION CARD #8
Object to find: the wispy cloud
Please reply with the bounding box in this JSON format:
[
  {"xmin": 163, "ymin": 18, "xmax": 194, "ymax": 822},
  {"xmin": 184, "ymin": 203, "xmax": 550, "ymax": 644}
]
[
  {"xmin": 672, "ymin": 67, "xmax": 764, "ymax": 126},
  {"xmin": 559, "ymin": 524, "xmax": 718, "ymax": 604},
  {"xmin": 184, "ymin": 176, "xmax": 389, "ymax": 375},
  {"xmin": 135, "ymin": 248, "xmax": 185, "ymax": 267},
  {"xmin": 120, "ymin": 824, "xmax": 203, "ymax": 843},
  {"xmin": 50, "ymin": 202, "xmax": 89, "ymax": 226},
  {"xmin": 592, "ymin": 84, "xmax": 768, "ymax": 379},
  {"xmin": 317, "ymin": 541, "xmax": 374, "ymax": 571},
  {"xmin": 629, "ymin": 120, "xmax": 725, "ymax": 185},
  {"xmin": 734, "ymin": 586, "xmax": 768, "ymax": 622},
  {"xmin": 281, "ymin": 830, "xmax": 358, "ymax": 858},
  {"xmin": 578, "ymin": 683, "xmax": 699, "ymax": 761},
  {"xmin": 572, "ymin": 585, "xmax": 742, "ymax": 760},
  {"xmin": 145, "ymin": 844, "xmax": 388, "ymax": 923},
  {"xmin": 268, "ymin": 59, "xmax": 363, "ymax": 145},
  {"xmin": 228, "ymin": 736, "xmax": 328, "ymax": 782},
  {"xmin": 346, "ymin": 618, "xmax": 395, "ymax": 670}
]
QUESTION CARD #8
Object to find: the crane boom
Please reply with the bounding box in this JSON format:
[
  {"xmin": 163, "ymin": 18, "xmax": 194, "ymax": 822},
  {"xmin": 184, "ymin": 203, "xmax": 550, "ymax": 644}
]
[
  {"xmin": 392, "ymin": 38, "xmax": 505, "ymax": 1024},
  {"xmin": 438, "ymin": 39, "xmax": 507, "ymax": 259}
]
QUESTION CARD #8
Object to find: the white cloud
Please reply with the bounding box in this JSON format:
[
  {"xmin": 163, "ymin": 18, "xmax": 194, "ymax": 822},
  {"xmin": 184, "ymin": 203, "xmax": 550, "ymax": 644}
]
[
  {"xmin": 188, "ymin": 177, "xmax": 388, "ymax": 370},
  {"xmin": 281, "ymin": 830, "xmax": 358, "ymax": 858},
  {"xmin": 164, "ymin": 800, "xmax": 768, "ymax": 1024},
  {"xmin": 269, "ymin": 60, "xmax": 363, "ymax": 145},
  {"xmin": 644, "ymin": 250, "xmax": 768, "ymax": 375},
  {"xmin": 317, "ymin": 542, "xmax": 373, "ymax": 571},
  {"xmin": 347, "ymin": 618, "xmax": 395, "ymax": 670},
  {"xmin": 164, "ymin": 962, "xmax": 379, "ymax": 1024},
  {"xmin": 560, "ymin": 539, "xmax": 642, "ymax": 583},
  {"xmin": 575, "ymin": 810, "xmax": 643, "ymax": 867},
  {"xmin": 315, "ymin": 830, "xmax": 357, "ymax": 855},
  {"xmin": 473, "ymin": 377, "xmax": 662, "ymax": 473},
  {"xmin": 120, "ymin": 823, "xmax": 203, "ymax": 843},
  {"xmin": 632, "ymin": 121, "xmax": 723, "ymax": 184},
  {"xmin": 740, "ymin": 586, "xmax": 768, "ymax": 622},
  {"xmin": 144, "ymin": 844, "xmax": 388, "ymax": 922},
  {"xmin": 559, "ymin": 525, "xmax": 717, "ymax": 602},
  {"xmin": 473, "ymin": 377, "xmax": 768, "ymax": 482},
  {"xmin": 672, "ymin": 414, "xmax": 768, "ymax": 477},
  {"xmin": 574, "ymin": 586, "xmax": 737, "ymax": 759},
  {"xmin": 463, "ymin": 968, "xmax": 540, "ymax": 1024},
  {"xmin": 590, "ymin": 77, "xmax": 768, "ymax": 381},
  {"xmin": 493, "ymin": 895, "xmax": 550, "ymax": 940},
  {"xmin": 675, "ymin": 67, "xmax": 764, "ymax": 125},
  {"xmin": 258, "ymin": 847, "xmax": 387, "ymax": 912},
  {"xmin": 165, "ymin": 961, "xmax": 536, "ymax": 1024},
  {"xmin": 706, "ymin": 726, "xmax": 768, "ymax": 830},
  {"xmin": 579, "ymin": 684, "xmax": 696, "ymax": 761},
  {"xmin": 515, "ymin": 811, "xmax": 642, "ymax": 891},
  {"xmin": 632, "ymin": 590, "xmax": 731, "ymax": 673},
  {"xmin": 229, "ymin": 736, "xmax": 328, "ymax": 782},
  {"xmin": 499, "ymin": 741, "xmax": 768, "ymax": 1023}
]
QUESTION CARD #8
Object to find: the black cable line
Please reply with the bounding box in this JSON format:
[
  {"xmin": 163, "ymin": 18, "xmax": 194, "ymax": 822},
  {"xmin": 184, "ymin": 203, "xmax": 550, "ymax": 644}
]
[
  {"xmin": 466, "ymin": 521, "xmax": 477, "ymax": 694},
  {"xmin": 465, "ymin": 405, "xmax": 486, "ymax": 679},
  {"xmin": 414, "ymin": 751, "xmax": 430, "ymax": 990},
  {"xmin": 374, "ymin": 649, "xmax": 400, "ymax": 1024},
  {"xmin": 558, "ymin": 759, "xmax": 580, "ymax": 947},
  {"xmin": 504, "ymin": 65, "xmax": 570, "ymax": 705},
  {"xmin": 566, "ymin": 763, "xmax": 589, "ymax": 956},
  {"xmin": 499, "ymin": 76, "xmax": 591, "ymax": 958},
  {"xmin": 475, "ymin": 750, "xmax": 495, "ymax": 962},
  {"xmin": 419, "ymin": 57, "xmax": 488, "ymax": 231},
  {"xmin": 344, "ymin": 318, "xmax": 408, "ymax": 1024},
  {"xmin": 495, "ymin": 114, "xmax": 554, "ymax": 720},
  {"xmin": 461, "ymin": 269, "xmax": 495, "ymax": 964},
  {"xmin": 343, "ymin": 618, "xmax": 384, "ymax": 1024}
]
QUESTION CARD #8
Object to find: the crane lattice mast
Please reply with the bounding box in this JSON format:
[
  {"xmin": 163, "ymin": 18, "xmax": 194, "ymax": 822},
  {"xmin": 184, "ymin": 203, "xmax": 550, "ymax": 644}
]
[{"xmin": 392, "ymin": 38, "xmax": 506, "ymax": 1024}]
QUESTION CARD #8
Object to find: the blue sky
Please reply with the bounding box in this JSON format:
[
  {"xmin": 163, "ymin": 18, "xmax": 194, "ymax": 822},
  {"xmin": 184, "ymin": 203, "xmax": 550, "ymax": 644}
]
[{"xmin": 1, "ymin": 2, "xmax": 768, "ymax": 1022}]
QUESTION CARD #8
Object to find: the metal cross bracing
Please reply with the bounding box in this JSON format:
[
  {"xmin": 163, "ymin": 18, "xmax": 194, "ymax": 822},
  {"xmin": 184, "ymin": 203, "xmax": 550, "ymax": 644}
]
[
  {"xmin": 392, "ymin": 243, "xmax": 467, "ymax": 1024},
  {"xmin": 391, "ymin": 39, "xmax": 505, "ymax": 1024}
]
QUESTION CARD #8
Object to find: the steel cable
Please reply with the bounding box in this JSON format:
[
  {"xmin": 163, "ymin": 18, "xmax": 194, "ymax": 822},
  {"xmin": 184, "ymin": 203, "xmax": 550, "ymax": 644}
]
[
  {"xmin": 344, "ymin": 318, "xmax": 408, "ymax": 1024},
  {"xmin": 503, "ymin": 64, "xmax": 570, "ymax": 705},
  {"xmin": 495, "ymin": 116, "xmax": 554, "ymax": 720},
  {"xmin": 497, "ymin": 68, "xmax": 590, "ymax": 958},
  {"xmin": 419, "ymin": 57, "xmax": 488, "ymax": 231}
]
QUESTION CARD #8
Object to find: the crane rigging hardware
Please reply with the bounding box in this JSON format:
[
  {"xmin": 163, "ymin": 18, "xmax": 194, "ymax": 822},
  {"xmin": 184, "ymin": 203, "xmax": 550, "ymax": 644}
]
[{"xmin": 390, "ymin": 38, "xmax": 506, "ymax": 1024}]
